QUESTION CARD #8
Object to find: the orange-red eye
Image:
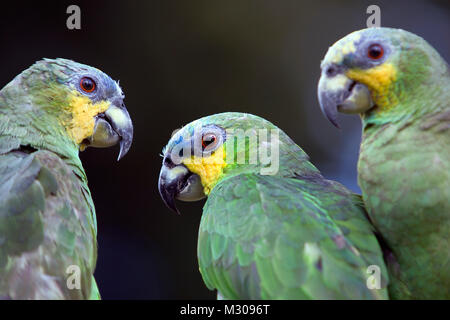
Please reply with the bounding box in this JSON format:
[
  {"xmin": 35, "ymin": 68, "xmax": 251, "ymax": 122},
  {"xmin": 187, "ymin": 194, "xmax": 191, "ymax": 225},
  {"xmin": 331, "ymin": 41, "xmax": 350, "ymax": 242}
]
[
  {"xmin": 202, "ymin": 133, "xmax": 217, "ymax": 150},
  {"xmin": 367, "ymin": 44, "xmax": 384, "ymax": 60},
  {"xmin": 80, "ymin": 77, "xmax": 96, "ymax": 93}
]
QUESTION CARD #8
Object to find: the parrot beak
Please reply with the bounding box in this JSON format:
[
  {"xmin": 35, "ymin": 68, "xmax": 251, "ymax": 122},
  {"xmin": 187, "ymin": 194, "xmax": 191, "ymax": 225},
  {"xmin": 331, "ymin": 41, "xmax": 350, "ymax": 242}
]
[
  {"xmin": 86, "ymin": 101, "xmax": 134, "ymax": 161},
  {"xmin": 158, "ymin": 156, "xmax": 205, "ymax": 214},
  {"xmin": 318, "ymin": 64, "xmax": 374, "ymax": 127}
]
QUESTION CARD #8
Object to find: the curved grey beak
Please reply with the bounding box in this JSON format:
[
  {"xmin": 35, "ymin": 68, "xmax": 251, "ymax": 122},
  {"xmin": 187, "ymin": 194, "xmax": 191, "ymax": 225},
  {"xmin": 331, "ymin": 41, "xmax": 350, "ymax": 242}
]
[
  {"xmin": 158, "ymin": 156, "xmax": 205, "ymax": 214},
  {"xmin": 318, "ymin": 65, "xmax": 374, "ymax": 128},
  {"xmin": 86, "ymin": 103, "xmax": 133, "ymax": 160}
]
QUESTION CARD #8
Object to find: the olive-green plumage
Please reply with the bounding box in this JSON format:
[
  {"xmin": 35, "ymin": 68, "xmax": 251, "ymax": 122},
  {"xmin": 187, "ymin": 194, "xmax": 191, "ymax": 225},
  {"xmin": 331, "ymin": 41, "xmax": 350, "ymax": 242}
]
[
  {"xmin": 0, "ymin": 150, "xmax": 98, "ymax": 299},
  {"xmin": 159, "ymin": 113, "xmax": 389, "ymax": 299},
  {"xmin": 318, "ymin": 28, "xmax": 450, "ymax": 299},
  {"xmin": 0, "ymin": 59, "xmax": 132, "ymax": 299}
]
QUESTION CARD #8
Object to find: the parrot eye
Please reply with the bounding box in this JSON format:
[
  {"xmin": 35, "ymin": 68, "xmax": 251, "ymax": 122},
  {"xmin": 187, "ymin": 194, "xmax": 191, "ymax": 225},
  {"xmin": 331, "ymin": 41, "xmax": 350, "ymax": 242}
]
[
  {"xmin": 202, "ymin": 133, "xmax": 218, "ymax": 151},
  {"xmin": 80, "ymin": 77, "xmax": 97, "ymax": 93},
  {"xmin": 367, "ymin": 44, "xmax": 384, "ymax": 60}
]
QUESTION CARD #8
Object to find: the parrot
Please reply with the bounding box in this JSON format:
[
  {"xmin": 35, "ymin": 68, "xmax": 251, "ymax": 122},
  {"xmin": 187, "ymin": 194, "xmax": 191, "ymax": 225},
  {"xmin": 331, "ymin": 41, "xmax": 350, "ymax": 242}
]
[
  {"xmin": 158, "ymin": 112, "xmax": 389, "ymax": 299},
  {"xmin": 0, "ymin": 58, "xmax": 133, "ymax": 299},
  {"xmin": 317, "ymin": 27, "xmax": 450, "ymax": 299}
]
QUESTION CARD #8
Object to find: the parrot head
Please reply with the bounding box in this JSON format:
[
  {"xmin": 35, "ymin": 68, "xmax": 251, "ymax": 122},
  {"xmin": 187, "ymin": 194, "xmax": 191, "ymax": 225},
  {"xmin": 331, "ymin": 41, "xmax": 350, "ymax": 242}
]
[
  {"xmin": 158, "ymin": 112, "xmax": 316, "ymax": 214},
  {"xmin": 317, "ymin": 27, "xmax": 448, "ymax": 127},
  {"xmin": 1, "ymin": 58, "xmax": 133, "ymax": 160}
]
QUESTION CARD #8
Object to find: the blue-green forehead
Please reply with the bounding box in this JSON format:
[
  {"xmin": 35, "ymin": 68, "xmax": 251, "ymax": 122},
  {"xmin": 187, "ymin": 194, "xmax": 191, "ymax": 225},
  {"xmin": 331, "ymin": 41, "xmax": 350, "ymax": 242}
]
[
  {"xmin": 163, "ymin": 112, "xmax": 277, "ymax": 154},
  {"xmin": 164, "ymin": 119, "xmax": 226, "ymax": 154},
  {"xmin": 321, "ymin": 30, "xmax": 364, "ymax": 66},
  {"xmin": 321, "ymin": 28, "xmax": 399, "ymax": 67},
  {"xmin": 47, "ymin": 59, "xmax": 122, "ymax": 96},
  {"xmin": 95, "ymin": 70, "xmax": 122, "ymax": 96},
  {"xmin": 165, "ymin": 113, "xmax": 241, "ymax": 151},
  {"xmin": 165, "ymin": 122, "xmax": 197, "ymax": 152},
  {"xmin": 76, "ymin": 65, "xmax": 121, "ymax": 95}
]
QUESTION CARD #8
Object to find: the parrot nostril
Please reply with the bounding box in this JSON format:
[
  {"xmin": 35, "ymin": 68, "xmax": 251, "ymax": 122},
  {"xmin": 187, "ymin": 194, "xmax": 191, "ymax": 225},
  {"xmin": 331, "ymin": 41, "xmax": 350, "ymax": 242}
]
[
  {"xmin": 164, "ymin": 156, "xmax": 175, "ymax": 168},
  {"xmin": 348, "ymin": 81, "xmax": 357, "ymax": 93}
]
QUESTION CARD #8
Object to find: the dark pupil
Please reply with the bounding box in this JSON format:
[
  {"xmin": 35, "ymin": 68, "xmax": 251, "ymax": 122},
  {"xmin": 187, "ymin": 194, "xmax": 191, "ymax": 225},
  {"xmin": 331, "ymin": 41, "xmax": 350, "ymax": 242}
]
[
  {"xmin": 369, "ymin": 46, "xmax": 382, "ymax": 58},
  {"xmin": 82, "ymin": 78, "xmax": 94, "ymax": 91},
  {"xmin": 202, "ymin": 135, "xmax": 215, "ymax": 148}
]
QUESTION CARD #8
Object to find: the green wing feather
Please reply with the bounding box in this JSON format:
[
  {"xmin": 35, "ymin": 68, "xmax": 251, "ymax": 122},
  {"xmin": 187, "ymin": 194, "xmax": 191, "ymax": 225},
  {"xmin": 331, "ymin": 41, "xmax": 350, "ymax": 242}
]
[
  {"xmin": 0, "ymin": 149, "xmax": 98, "ymax": 299},
  {"xmin": 359, "ymin": 110, "xmax": 450, "ymax": 299},
  {"xmin": 198, "ymin": 173, "xmax": 389, "ymax": 299}
]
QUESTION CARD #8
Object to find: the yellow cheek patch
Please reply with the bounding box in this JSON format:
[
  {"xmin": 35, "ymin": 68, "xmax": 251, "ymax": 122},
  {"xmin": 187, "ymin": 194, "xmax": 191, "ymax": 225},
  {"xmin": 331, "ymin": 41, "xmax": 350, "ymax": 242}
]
[
  {"xmin": 346, "ymin": 63, "xmax": 398, "ymax": 110},
  {"xmin": 183, "ymin": 146, "xmax": 227, "ymax": 195},
  {"xmin": 63, "ymin": 91, "xmax": 110, "ymax": 145}
]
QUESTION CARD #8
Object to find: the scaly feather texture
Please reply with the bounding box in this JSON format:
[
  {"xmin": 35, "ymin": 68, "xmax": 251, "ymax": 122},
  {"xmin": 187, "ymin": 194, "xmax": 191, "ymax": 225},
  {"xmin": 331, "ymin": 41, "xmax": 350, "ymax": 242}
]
[
  {"xmin": 0, "ymin": 150, "xmax": 98, "ymax": 299},
  {"xmin": 360, "ymin": 30, "xmax": 450, "ymax": 299},
  {"xmin": 321, "ymin": 28, "xmax": 450, "ymax": 299},
  {"xmin": 0, "ymin": 59, "xmax": 126, "ymax": 299},
  {"xmin": 161, "ymin": 113, "xmax": 389, "ymax": 299},
  {"xmin": 199, "ymin": 173, "xmax": 389, "ymax": 299}
]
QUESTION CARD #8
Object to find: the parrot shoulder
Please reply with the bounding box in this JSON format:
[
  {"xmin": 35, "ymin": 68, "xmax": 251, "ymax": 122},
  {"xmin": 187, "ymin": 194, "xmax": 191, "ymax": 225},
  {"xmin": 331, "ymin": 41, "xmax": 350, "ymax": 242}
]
[
  {"xmin": 0, "ymin": 148, "xmax": 97, "ymax": 299},
  {"xmin": 198, "ymin": 173, "xmax": 389, "ymax": 300}
]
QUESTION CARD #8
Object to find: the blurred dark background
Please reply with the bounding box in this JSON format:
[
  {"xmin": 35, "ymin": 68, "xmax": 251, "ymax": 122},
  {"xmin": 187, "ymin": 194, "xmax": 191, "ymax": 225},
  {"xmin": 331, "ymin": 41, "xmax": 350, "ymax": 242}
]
[{"xmin": 0, "ymin": 0, "xmax": 448, "ymax": 299}]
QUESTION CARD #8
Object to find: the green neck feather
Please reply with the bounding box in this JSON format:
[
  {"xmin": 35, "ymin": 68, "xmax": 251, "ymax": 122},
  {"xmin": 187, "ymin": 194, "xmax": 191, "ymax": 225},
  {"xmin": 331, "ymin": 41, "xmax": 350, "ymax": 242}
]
[
  {"xmin": 363, "ymin": 42, "xmax": 450, "ymax": 128},
  {"xmin": 220, "ymin": 129, "xmax": 322, "ymax": 181},
  {"xmin": 0, "ymin": 64, "xmax": 86, "ymax": 182}
]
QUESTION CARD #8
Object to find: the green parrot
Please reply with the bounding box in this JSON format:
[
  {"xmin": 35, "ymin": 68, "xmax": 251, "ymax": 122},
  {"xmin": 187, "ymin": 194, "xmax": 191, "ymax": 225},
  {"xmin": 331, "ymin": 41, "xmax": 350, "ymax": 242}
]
[
  {"xmin": 158, "ymin": 112, "xmax": 389, "ymax": 299},
  {"xmin": 0, "ymin": 59, "xmax": 133, "ymax": 299},
  {"xmin": 317, "ymin": 27, "xmax": 450, "ymax": 299}
]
